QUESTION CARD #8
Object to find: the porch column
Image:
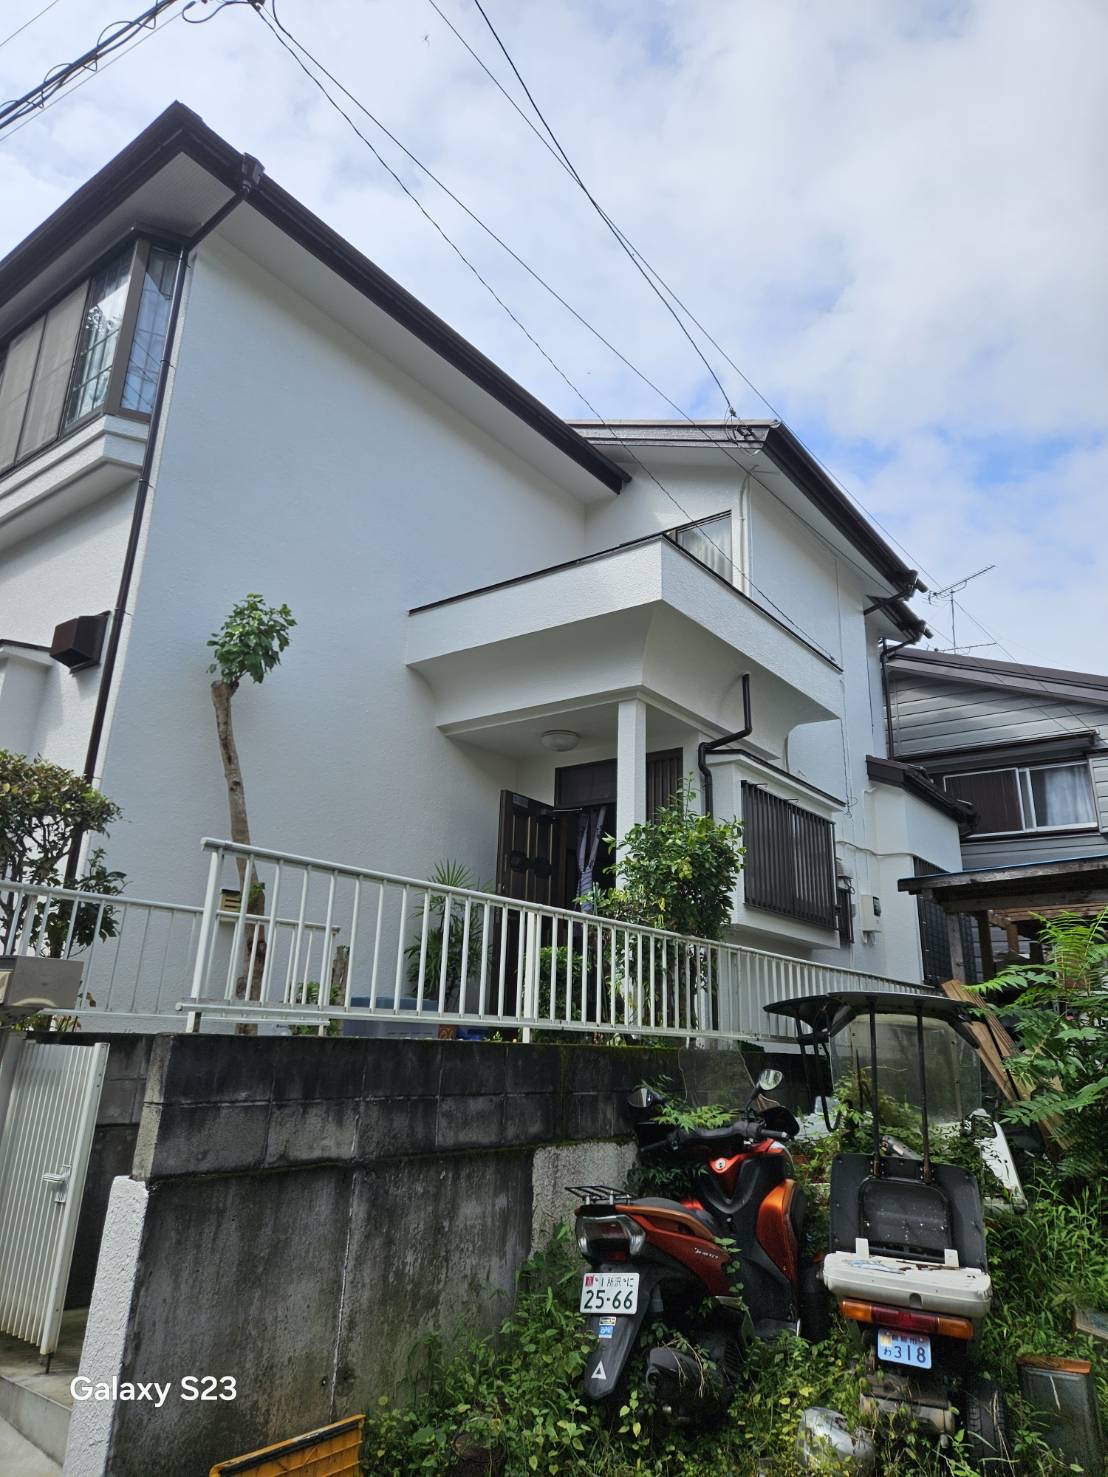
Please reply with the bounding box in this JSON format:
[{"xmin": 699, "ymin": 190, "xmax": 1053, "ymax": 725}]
[{"xmin": 616, "ymin": 698, "xmax": 648, "ymax": 864}]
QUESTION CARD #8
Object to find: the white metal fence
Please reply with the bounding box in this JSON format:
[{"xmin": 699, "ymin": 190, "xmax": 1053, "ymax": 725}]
[
  {"xmin": 1, "ymin": 878, "xmax": 202, "ymax": 1029},
  {"xmin": 182, "ymin": 839, "xmax": 921, "ymax": 1042}
]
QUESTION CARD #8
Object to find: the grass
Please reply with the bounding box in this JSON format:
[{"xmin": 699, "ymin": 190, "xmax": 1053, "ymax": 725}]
[{"xmin": 362, "ymin": 1143, "xmax": 1108, "ymax": 1475}]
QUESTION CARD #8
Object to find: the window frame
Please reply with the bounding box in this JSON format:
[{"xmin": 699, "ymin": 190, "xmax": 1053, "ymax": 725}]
[
  {"xmin": 668, "ymin": 510, "xmax": 737, "ymax": 585},
  {"xmin": 0, "ymin": 231, "xmax": 183, "ymax": 480},
  {"xmin": 942, "ymin": 759, "xmax": 1098, "ymax": 837}
]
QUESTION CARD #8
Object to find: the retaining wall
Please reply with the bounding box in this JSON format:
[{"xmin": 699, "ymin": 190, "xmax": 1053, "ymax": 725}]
[{"xmin": 64, "ymin": 1035, "xmax": 752, "ymax": 1477}]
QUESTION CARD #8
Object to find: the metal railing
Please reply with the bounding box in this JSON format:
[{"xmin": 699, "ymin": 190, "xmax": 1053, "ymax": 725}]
[
  {"xmin": 1, "ymin": 878, "xmax": 203, "ymax": 1028},
  {"xmin": 182, "ymin": 839, "xmax": 921, "ymax": 1041}
]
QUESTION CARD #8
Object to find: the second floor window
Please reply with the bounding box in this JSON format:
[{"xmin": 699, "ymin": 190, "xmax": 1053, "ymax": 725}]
[
  {"xmin": 943, "ymin": 761, "xmax": 1096, "ymax": 835},
  {"xmin": 673, "ymin": 511, "xmax": 732, "ymax": 581},
  {"xmin": 0, "ymin": 240, "xmax": 178, "ymax": 476}
]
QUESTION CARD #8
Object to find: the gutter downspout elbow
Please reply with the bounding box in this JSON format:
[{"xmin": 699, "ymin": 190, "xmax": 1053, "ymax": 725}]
[{"xmin": 698, "ymin": 673, "xmax": 752, "ymax": 817}]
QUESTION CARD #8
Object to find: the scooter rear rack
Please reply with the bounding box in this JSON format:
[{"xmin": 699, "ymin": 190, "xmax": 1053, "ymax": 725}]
[{"xmin": 566, "ymin": 1184, "xmax": 630, "ymax": 1204}]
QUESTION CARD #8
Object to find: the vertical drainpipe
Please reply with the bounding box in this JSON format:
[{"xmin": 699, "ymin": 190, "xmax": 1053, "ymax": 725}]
[
  {"xmin": 697, "ymin": 674, "xmax": 753, "ymax": 817},
  {"xmin": 67, "ymin": 155, "xmax": 265, "ymax": 879}
]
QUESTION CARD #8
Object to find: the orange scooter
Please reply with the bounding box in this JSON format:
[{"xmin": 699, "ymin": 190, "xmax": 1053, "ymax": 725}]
[{"xmin": 570, "ymin": 1073, "xmax": 828, "ymax": 1424}]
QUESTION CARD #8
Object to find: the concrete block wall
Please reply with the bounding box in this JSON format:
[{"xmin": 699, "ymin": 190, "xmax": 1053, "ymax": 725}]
[{"xmin": 66, "ymin": 1035, "xmax": 753, "ymax": 1477}]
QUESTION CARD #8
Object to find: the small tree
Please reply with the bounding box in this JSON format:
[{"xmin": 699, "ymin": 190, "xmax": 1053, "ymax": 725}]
[
  {"xmin": 0, "ymin": 750, "xmax": 122, "ymax": 953},
  {"xmin": 596, "ymin": 779, "xmax": 744, "ymax": 940},
  {"xmin": 207, "ymin": 594, "xmax": 296, "ymax": 876}
]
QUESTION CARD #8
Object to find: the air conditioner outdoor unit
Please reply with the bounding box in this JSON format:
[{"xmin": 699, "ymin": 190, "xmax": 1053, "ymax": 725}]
[{"xmin": 0, "ymin": 957, "xmax": 84, "ymax": 1024}]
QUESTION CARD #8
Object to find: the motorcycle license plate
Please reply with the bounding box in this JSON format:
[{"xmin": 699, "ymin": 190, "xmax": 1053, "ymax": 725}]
[
  {"xmin": 580, "ymin": 1272, "xmax": 639, "ymax": 1315},
  {"xmin": 877, "ymin": 1329, "xmax": 931, "ymax": 1369}
]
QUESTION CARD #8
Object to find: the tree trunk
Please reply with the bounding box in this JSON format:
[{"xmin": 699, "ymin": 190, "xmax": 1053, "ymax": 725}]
[
  {"xmin": 211, "ymin": 679, "xmax": 263, "ymax": 1031},
  {"xmin": 211, "ymin": 679, "xmax": 250, "ymax": 888}
]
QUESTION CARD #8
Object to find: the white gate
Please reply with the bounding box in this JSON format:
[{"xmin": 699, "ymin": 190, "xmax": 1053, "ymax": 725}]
[{"xmin": 0, "ymin": 1037, "xmax": 108, "ymax": 1360}]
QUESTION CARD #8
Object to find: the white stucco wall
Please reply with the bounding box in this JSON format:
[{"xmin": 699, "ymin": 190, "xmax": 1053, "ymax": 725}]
[
  {"xmin": 0, "ymin": 484, "xmax": 135, "ymax": 774},
  {"xmin": 95, "ymin": 238, "xmax": 590, "ymax": 903}
]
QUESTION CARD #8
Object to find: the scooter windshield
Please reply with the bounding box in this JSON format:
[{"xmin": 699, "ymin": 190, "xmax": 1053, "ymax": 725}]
[{"xmin": 829, "ymin": 1012, "xmax": 983, "ymax": 1130}]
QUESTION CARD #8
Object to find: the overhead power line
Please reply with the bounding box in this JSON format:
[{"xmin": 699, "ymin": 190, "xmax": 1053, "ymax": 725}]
[
  {"xmin": 445, "ymin": 1, "xmax": 1101, "ymax": 740},
  {"xmin": 0, "ymin": 0, "xmax": 66, "ymax": 55},
  {"xmin": 260, "ymin": 2, "xmax": 838, "ymax": 663},
  {"xmin": 261, "ymin": 3, "xmax": 913, "ymax": 633},
  {"xmin": 0, "ymin": 0, "xmax": 253, "ymax": 138}
]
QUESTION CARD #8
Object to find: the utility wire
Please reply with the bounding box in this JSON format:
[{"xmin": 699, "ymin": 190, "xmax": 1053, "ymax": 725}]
[
  {"xmin": 467, "ymin": 0, "xmax": 749, "ymax": 432},
  {"xmin": 263, "ymin": 3, "xmax": 902, "ymax": 636},
  {"xmin": 450, "ymin": 0, "xmax": 1097, "ymax": 735},
  {"xmin": 0, "ymin": 0, "xmax": 181, "ymax": 135},
  {"xmin": 0, "ymin": 0, "xmax": 66, "ymax": 54},
  {"xmin": 1, "ymin": 7, "xmax": 185, "ymax": 139},
  {"xmin": 260, "ymin": 4, "xmax": 838, "ymax": 663}
]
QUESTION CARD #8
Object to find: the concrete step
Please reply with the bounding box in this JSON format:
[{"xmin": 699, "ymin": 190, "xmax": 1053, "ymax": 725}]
[
  {"xmin": 0, "ymin": 1310, "xmax": 84, "ymax": 1467},
  {"xmin": 0, "ymin": 1410, "xmax": 62, "ymax": 1474}
]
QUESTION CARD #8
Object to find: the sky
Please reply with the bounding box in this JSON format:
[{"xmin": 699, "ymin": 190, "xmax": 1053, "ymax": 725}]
[{"xmin": 2, "ymin": 0, "xmax": 1106, "ymax": 671}]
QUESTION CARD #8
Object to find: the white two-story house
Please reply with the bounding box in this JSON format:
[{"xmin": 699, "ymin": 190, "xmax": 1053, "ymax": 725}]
[{"xmin": 0, "ymin": 103, "xmax": 962, "ymax": 1008}]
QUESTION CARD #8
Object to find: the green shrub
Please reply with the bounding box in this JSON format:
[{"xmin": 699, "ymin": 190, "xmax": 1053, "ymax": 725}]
[
  {"xmin": 594, "ymin": 779, "xmax": 744, "ymax": 941},
  {"xmin": 974, "ymin": 909, "xmax": 1108, "ymax": 1183}
]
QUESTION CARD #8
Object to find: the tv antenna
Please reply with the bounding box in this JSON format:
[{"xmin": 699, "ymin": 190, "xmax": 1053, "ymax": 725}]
[{"xmin": 926, "ymin": 565, "xmax": 996, "ymax": 654}]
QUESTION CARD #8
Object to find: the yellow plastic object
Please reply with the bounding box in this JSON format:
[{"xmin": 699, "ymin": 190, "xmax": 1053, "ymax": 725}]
[{"xmin": 209, "ymin": 1414, "xmax": 364, "ymax": 1476}]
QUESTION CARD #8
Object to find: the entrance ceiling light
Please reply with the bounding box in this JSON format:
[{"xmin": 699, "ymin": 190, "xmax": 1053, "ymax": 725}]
[{"xmin": 541, "ymin": 729, "xmax": 580, "ymax": 752}]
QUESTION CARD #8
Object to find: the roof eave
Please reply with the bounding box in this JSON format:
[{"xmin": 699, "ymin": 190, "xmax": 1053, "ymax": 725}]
[{"xmin": 0, "ymin": 103, "xmax": 629, "ymax": 498}]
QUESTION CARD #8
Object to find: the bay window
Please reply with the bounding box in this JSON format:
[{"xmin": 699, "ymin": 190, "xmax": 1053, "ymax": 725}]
[
  {"xmin": 943, "ymin": 761, "xmax": 1096, "ymax": 835},
  {"xmin": 0, "ymin": 239, "xmax": 179, "ymax": 476}
]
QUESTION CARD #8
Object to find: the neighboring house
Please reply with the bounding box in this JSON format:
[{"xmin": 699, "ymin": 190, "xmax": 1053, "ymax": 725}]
[
  {"xmin": 0, "ymin": 103, "xmax": 958, "ymax": 993},
  {"xmin": 887, "ymin": 646, "xmax": 1108, "ymax": 978}
]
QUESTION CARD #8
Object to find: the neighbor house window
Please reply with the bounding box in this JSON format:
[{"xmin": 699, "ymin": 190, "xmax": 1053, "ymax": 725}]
[
  {"xmin": 673, "ymin": 512, "xmax": 732, "ymax": 581},
  {"xmin": 943, "ymin": 762, "xmax": 1096, "ymax": 835},
  {"xmin": 0, "ymin": 240, "xmax": 179, "ymax": 475}
]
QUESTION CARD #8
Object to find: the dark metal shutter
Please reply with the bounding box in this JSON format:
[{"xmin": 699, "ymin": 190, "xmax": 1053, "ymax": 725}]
[{"xmin": 742, "ymin": 783, "xmax": 837, "ymax": 929}]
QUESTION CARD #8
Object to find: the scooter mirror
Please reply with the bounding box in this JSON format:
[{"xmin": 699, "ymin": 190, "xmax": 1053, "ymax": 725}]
[
  {"xmin": 626, "ymin": 1086, "xmax": 665, "ymax": 1112},
  {"xmin": 756, "ymin": 1068, "xmax": 784, "ymax": 1092}
]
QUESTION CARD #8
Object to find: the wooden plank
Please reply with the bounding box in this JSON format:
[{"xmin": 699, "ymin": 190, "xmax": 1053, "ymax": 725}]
[{"xmin": 936, "ymin": 978, "xmax": 1023, "ymax": 1102}]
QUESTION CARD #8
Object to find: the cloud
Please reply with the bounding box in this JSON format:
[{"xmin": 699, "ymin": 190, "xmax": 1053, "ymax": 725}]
[{"xmin": 2, "ymin": 0, "xmax": 1105, "ymax": 668}]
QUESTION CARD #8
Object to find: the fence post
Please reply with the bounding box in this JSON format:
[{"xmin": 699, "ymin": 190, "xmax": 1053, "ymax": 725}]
[{"xmin": 185, "ymin": 848, "xmax": 222, "ymax": 1033}]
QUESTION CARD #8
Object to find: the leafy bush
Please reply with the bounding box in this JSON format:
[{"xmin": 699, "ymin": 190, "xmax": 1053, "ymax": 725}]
[
  {"xmin": 974, "ymin": 909, "xmax": 1108, "ymax": 1182},
  {"xmin": 594, "ymin": 779, "xmax": 743, "ymax": 941},
  {"xmin": 0, "ymin": 750, "xmax": 123, "ymax": 956}
]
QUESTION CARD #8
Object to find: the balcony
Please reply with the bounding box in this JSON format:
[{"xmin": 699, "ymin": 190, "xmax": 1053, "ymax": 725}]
[{"xmin": 406, "ymin": 532, "xmax": 841, "ymax": 758}]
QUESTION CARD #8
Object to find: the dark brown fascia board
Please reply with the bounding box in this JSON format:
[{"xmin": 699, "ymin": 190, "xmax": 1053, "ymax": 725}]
[
  {"xmin": 899, "ymin": 852, "xmax": 1108, "ymax": 894},
  {"xmin": 0, "ymin": 103, "xmax": 241, "ymax": 309},
  {"xmin": 761, "ymin": 424, "xmax": 919, "ymax": 598},
  {"xmin": 246, "ymin": 174, "xmax": 628, "ymax": 495},
  {"xmin": 865, "ymin": 754, "xmax": 976, "ymax": 829},
  {"xmin": 909, "ymin": 730, "xmax": 1101, "ymax": 771},
  {"xmin": 888, "ymin": 646, "xmax": 1108, "ymax": 701},
  {"xmin": 0, "ymin": 103, "xmax": 628, "ymax": 498}
]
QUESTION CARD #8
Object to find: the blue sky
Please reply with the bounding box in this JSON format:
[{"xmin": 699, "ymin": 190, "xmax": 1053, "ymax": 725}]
[{"xmin": 2, "ymin": 0, "xmax": 1106, "ymax": 669}]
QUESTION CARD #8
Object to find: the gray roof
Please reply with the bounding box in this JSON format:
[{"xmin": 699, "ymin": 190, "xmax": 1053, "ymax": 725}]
[{"xmin": 889, "ymin": 646, "xmax": 1108, "ymax": 706}]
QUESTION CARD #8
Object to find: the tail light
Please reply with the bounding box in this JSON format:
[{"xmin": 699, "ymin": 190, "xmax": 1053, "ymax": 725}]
[
  {"xmin": 576, "ymin": 1214, "xmax": 646, "ymax": 1261},
  {"xmin": 840, "ymin": 1299, "xmax": 973, "ymax": 1341}
]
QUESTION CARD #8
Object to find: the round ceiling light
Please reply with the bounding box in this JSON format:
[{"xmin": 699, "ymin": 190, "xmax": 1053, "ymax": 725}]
[{"xmin": 541, "ymin": 729, "xmax": 580, "ymax": 752}]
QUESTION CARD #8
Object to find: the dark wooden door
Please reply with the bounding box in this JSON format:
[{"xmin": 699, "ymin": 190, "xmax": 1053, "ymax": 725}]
[{"xmin": 496, "ymin": 791, "xmax": 572, "ymax": 908}]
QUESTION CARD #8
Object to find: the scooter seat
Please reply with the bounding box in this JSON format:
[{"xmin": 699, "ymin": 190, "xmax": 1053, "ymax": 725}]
[{"xmin": 631, "ymin": 1197, "xmax": 721, "ymax": 1237}]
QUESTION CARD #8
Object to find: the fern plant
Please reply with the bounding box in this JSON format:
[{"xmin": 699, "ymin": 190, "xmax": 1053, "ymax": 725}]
[{"xmin": 973, "ymin": 908, "xmax": 1108, "ymax": 1182}]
